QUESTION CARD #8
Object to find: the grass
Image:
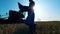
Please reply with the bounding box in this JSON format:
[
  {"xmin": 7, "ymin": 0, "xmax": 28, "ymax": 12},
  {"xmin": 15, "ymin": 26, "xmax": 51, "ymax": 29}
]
[{"xmin": 0, "ymin": 21, "xmax": 60, "ymax": 34}]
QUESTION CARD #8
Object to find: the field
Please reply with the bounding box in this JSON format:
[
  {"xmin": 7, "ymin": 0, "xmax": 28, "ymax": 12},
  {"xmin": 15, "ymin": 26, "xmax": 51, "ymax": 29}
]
[{"xmin": 0, "ymin": 21, "xmax": 60, "ymax": 34}]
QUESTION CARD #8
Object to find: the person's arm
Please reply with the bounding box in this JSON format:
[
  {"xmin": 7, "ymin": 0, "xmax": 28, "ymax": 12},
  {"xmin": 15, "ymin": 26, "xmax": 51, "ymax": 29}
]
[
  {"xmin": 18, "ymin": 2, "xmax": 23, "ymax": 9},
  {"xmin": 18, "ymin": 2, "xmax": 29, "ymax": 12}
]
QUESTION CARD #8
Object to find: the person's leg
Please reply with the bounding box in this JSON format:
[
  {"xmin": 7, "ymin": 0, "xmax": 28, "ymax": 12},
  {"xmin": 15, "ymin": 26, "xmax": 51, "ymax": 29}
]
[
  {"xmin": 28, "ymin": 24, "xmax": 35, "ymax": 34},
  {"xmin": 24, "ymin": 11, "xmax": 35, "ymax": 34},
  {"xmin": 24, "ymin": 19, "xmax": 35, "ymax": 34}
]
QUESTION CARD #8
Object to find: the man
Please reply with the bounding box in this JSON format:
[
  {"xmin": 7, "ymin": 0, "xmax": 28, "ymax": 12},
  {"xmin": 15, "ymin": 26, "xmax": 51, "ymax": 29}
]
[
  {"xmin": 18, "ymin": 0, "xmax": 35, "ymax": 34},
  {"xmin": 25, "ymin": 0, "xmax": 35, "ymax": 34}
]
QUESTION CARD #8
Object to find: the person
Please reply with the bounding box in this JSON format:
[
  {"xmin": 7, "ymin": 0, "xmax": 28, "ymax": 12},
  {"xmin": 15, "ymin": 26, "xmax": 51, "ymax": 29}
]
[
  {"xmin": 25, "ymin": 0, "xmax": 35, "ymax": 34},
  {"xmin": 18, "ymin": 0, "xmax": 35, "ymax": 34}
]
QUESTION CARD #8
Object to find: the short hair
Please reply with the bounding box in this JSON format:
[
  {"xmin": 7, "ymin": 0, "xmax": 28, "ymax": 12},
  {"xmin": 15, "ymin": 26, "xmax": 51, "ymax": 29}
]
[{"xmin": 29, "ymin": 1, "xmax": 35, "ymax": 7}]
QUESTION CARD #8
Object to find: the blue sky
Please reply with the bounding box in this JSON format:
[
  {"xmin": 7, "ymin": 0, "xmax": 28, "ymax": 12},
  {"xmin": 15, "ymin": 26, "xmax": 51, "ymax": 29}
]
[{"xmin": 0, "ymin": 0, "xmax": 60, "ymax": 21}]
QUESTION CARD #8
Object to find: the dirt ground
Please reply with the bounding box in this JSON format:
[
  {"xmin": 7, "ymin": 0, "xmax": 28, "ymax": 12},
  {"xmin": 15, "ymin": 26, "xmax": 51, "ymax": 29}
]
[{"xmin": 0, "ymin": 21, "xmax": 60, "ymax": 34}]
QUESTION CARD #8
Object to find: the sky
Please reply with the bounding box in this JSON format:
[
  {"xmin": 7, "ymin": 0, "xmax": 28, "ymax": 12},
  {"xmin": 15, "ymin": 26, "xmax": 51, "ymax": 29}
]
[{"xmin": 0, "ymin": 0, "xmax": 60, "ymax": 21}]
